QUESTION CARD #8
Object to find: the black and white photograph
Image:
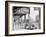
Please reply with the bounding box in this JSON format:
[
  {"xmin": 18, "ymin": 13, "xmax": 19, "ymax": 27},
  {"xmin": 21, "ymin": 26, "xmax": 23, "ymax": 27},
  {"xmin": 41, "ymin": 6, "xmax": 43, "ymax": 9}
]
[
  {"xmin": 5, "ymin": 1, "xmax": 45, "ymax": 36},
  {"xmin": 13, "ymin": 7, "xmax": 40, "ymax": 30}
]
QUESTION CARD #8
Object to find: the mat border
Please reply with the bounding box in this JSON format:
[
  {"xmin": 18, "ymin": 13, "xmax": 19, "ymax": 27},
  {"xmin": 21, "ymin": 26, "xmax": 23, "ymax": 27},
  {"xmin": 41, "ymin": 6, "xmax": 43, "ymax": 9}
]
[{"xmin": 5, "ymin": 1, "xmax": 45, "ymax": 36}]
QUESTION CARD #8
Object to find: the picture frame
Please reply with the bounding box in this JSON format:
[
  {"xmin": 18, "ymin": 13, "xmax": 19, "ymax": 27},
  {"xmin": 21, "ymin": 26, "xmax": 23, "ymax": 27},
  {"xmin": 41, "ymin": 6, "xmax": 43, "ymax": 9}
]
[{"xmin": 5, "ymin": 1, "xmax": 45, "ymax": 36}]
